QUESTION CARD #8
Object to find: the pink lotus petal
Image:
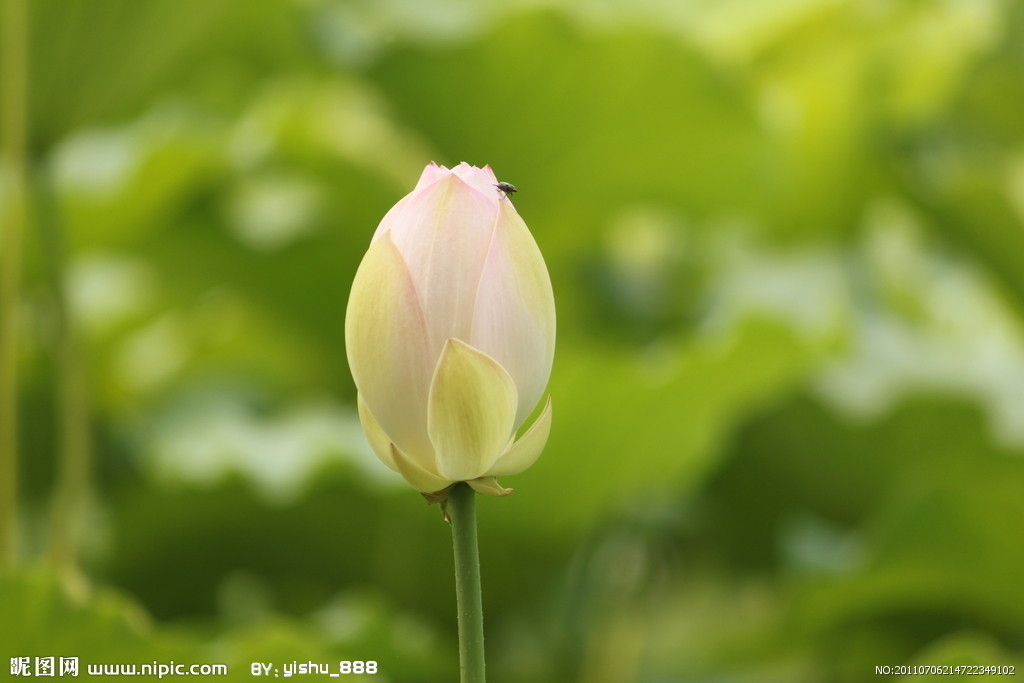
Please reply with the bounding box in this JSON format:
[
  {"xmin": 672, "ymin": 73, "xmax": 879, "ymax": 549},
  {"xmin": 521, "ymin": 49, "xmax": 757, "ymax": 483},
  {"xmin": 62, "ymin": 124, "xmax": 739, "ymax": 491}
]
[
  {"xmin": 386, "ymin": 173, "xmax": 498, "ymax": 355},
  {"xmin": 413, "ymin": 161, "xmax": 451, "ymax": 192},
  {"xmin": 347, "ymin": 162, "xmax": 555, "ymax": 491},
  {"xmin": 470, "ymin": 199, "xmax": 556, "ymax": 428},
  {"xmin": 452, "ymin": 162, "xmax": 500, "ymax": 201}
]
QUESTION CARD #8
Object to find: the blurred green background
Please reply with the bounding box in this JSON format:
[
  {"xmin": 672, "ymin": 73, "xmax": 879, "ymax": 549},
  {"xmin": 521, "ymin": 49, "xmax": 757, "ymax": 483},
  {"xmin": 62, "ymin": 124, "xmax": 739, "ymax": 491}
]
[{"xmin": 2, "ymin": 0, "xmax": 1024, "ymax": 681}]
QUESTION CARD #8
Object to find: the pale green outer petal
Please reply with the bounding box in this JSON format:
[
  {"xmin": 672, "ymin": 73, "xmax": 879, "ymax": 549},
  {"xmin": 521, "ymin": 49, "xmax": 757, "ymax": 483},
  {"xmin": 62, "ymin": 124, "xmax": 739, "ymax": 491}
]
[
  {"xmin": 467, "ymin": 476, "xmax": 513, "ymax": 497},
  {"xmin": 470, "ymin": 199, "xmax": 556, "ymax": 429},
  {"xmin": 390, "ymin": 444, "xmax": 452, "ymax": 493},
  {"xmin": 428, "ymin": 338, "xmax": 519, "ymax": 481},
  {"xmin": 345, "ymin": 234, "xmax": 435, "ymax": 469},
  {"xmin": 485, "ymin": 396, "xmax": 552, "ymax": 477},
  {"xmin": 382, "ymin": 174, "xmax": 497, "ymax": 353},
  {"xmin": 356, "ymin": 393, "xmax": 396, "ymax": 471}
]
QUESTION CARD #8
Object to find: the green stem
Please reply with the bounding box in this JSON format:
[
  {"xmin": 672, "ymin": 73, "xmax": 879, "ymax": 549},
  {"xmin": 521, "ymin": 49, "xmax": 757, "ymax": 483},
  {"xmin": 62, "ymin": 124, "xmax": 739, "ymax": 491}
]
[
  {"xmin": 448, "ymin": 483, "xmax": 486, "ymax": 683},
  {"xmin": 36, "ymin": 166, "xmax": 91, "ymax": 579},
  {"xmin": 0, "ymin": 0, "xmax": 29, "ymax": 572}
]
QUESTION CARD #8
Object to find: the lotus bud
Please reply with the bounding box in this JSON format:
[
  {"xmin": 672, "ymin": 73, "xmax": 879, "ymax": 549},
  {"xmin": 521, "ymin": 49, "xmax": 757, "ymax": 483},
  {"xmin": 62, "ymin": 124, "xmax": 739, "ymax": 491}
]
[{"xmin": 345, "ymin": 162, "xmax": 555, "ymax": 497}]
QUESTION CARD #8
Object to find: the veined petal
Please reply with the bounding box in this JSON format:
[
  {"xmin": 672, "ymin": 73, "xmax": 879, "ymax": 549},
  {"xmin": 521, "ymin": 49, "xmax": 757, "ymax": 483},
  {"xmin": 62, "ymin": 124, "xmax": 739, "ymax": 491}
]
[
  {"xmin": 451, "ymin": 162, "xmax": 500, "ymax": 201},
  {"xmin": 384, "ymin": 174, "xmax": 497, "ymax": 353},
  {"xmin": 428, "ymin": 338, "xmax": 518, "ymax": 481},
  {"xmin": 356, "ymin": 393, "xmax": 396, "ymax": 470},
  {"xmin": 371, "ymin": 164, "xmax": 458, "ymax": 243},
  {"xmin": 345, "ymin": 234, "xmax": 434, "ymax": 469},
  {"xmin": 486, "ymin": 396, "xmax": 552, "ymax": 477},
  {"xmin": 414, "ymin": 161, "xmax": 451, "ymax": 192},
  {"xmin": 390, "ymin": 444, "xmax": 452, "ymax": 493},
  {"xmin": 470, "ymin": 199, "xmax": 556, "ymax": 428},
  {"xmin": 371, "ymin": 193, "xmax": 415, "ymax": 243}
]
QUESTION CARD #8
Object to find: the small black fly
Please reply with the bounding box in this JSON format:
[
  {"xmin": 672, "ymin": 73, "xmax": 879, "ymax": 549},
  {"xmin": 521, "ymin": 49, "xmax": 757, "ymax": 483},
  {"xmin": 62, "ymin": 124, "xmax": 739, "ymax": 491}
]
[{"xmin": 495, "ymin": 181, "xmax": 518, "ymax": 200}]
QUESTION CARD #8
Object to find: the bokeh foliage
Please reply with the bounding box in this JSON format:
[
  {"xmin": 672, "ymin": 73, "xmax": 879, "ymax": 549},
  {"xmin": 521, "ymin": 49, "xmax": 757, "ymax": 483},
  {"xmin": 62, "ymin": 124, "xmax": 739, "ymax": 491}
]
[{"xmin": 3, "ymin": 0, "xmax": 1024, "ymax": 681}]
